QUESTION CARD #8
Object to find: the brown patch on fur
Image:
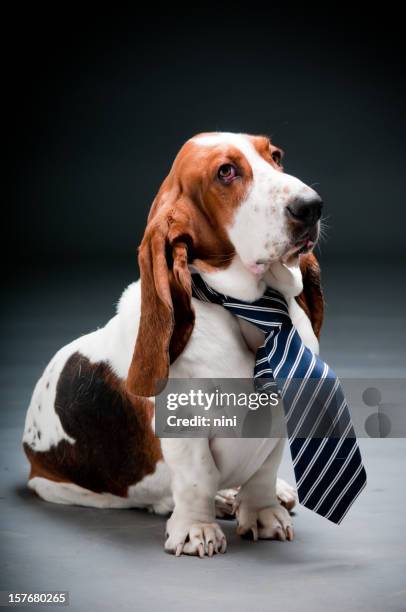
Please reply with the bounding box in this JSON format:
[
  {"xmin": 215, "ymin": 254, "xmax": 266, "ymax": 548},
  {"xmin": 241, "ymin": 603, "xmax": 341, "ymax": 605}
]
[
  {"xmin": 249, "ymin": 134, "xmax": 284, "ymax": 171},
  {"xmin": 26, "ymin": 452, "xmax": 69, "ymax": 483},
  {"xmin": 296, "ymin": 252, "xmax": 324, "ymax": 338},
  {"xmin": 24, "ymin": 352, "xmax": 162, "ymax": 497},
  {"xmin": 127, "ymin": 137, "xmax": 257, "ymax": 397}
]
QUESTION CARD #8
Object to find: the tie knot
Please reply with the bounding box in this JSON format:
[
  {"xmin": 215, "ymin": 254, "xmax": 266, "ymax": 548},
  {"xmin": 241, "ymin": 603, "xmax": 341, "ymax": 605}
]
[
  {"xmin": 191, "ymin": 274, "xmax": 290, "ymax": 333},
  {"xmin": 192, "ymin": 273, "xmax": 288, "ymax": 308}
]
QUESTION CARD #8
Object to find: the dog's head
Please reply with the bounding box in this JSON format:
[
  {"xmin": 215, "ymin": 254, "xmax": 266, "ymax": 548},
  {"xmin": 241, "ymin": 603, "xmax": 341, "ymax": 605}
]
[{"xmin": 127, "ymin": 132, "xmax": 324, "ymax": 396}]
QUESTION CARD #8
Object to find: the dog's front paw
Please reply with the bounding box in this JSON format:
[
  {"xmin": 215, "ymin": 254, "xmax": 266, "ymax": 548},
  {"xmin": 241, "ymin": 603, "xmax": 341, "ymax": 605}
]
[
  {"xmin": 236, "ymin": 502, "xmax": 294, "ymax": 542},
  {"xmin": 215, "ymin": 488, "xmax": 239, "ymax": 518},
  {"xmin": 165, "ymin": 514, "xmax": 227, "ymax": 557},
  {"xmin": 276, "ymin": 478, "xmax": 298, "ymax": 511}
]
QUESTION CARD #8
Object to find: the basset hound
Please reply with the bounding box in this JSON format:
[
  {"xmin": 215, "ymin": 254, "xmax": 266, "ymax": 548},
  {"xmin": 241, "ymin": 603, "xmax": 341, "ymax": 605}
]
[{"xmin": 23, "ymin": 132, "xmax": 324, "ymax": 557}]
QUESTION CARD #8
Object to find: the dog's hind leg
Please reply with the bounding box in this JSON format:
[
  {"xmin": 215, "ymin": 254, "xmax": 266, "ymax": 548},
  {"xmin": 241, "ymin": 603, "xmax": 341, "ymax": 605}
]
[{"xmin": 28, "ymin": 477, "xmax": 141, "ymax": 509}]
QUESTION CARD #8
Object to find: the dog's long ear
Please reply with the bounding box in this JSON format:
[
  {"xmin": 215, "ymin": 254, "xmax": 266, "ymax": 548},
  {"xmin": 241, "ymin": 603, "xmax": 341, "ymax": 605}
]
[
  {"xmin": 296, "ymin": 252, "xmax": 324, "ymax": 339},
  {"xmin": 126, "ymin": 201, "xmax": 195, "ymax": 397}
]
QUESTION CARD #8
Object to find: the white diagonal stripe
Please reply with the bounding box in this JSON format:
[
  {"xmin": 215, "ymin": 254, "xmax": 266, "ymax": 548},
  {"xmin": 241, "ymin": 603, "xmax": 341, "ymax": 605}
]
[
  {"xmin": 335, "ymin": 475, "xmax": 366, "ymax": 524},
  {"xmin": 325, "ymin": 462, "xmax": 364, "ymax": 520},
  {"xmin": 302, "ymin": 427, "xmax": 355, "ymax": 507},
  {"xmin": 273, "ymin": 327, "xmax": 296, "ymax": 377},
  {"xmin": 280, "ymin": 343, "xmax": 305, "ymax": 397},
  {"xmin": 284, "ymin": 354, "xmax": 317, "ymax": 419},
  {"xmin": 290, "ymin": 363, "xmax": 329, "ymax": 444},
  {"xmin": 311, "ymin": 440, "xmax": 358, "ymax": 511},
  {"xmin": 291, "ymin": 379, "xmax": 341, "ymax": 464},
  {"xmin": 254, "ymin": 368, "xmax": 274, "ymax": 377},
  {"xmin": 297, "ymin": 420, "xmax": 352, "ymax": 490}
]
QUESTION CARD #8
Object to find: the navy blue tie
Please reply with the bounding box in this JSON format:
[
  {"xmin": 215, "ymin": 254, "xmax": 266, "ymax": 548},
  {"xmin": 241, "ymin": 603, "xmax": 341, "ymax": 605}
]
[{"xmin": 191, "ymin": 274, "xmax": 366, "ymax": 524}]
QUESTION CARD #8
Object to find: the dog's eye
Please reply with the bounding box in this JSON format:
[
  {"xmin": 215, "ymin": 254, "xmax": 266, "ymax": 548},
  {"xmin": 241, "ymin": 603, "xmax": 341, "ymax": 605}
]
[
  {"xmin": 271, "ymin": 151, "xmax": 282, "ymax": 166},
  {"xmin": 218, "ymin": 164, "xmax": 237, "ymax": 183}
]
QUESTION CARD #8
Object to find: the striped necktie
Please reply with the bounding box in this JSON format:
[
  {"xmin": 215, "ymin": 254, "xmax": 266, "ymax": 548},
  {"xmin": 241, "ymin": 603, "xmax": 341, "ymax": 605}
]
[{"xmin": 191, "ymin": 274, "xmax": 366, "ymax": 524}]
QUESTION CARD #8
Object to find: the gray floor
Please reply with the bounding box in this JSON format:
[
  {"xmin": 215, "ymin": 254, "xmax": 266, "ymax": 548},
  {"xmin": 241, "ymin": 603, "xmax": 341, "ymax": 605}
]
[{"xmin": 1, "ymin": 258, "xmax": 406, "ymax": 612}]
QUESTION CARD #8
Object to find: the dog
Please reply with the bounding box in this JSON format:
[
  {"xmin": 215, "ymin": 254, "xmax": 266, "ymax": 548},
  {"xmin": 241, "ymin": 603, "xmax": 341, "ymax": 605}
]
[{"xmin": 23, "ymin": 132, "xmax": 324, "ymax": 557}]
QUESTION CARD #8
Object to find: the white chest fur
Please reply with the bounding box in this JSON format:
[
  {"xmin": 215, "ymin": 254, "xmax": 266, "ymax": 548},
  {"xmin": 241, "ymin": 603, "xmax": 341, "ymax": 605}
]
[{"xmin": 168, "ymin": 262, "xmax": 319, "ymax": 489}]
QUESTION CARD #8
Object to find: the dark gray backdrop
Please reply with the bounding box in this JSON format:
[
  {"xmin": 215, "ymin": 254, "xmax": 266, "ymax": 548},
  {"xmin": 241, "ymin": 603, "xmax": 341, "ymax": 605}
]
[
  {"xmin": 9, "ymin": 7, "xmax": 406, "ymax": 264},
  {"xmin": 3, "ymin": 9, "xmax": 406, "ymax": 608}
]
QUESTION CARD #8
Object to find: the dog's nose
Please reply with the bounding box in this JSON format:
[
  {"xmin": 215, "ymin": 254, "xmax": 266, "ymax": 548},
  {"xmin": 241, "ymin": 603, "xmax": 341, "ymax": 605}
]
[{"xmin": 286, "ymin": 195, "xmax": 323, "ymax": 226}]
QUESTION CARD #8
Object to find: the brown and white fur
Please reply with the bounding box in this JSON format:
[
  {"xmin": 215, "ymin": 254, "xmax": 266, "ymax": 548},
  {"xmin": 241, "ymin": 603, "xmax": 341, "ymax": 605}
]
[{"xmin": 23, "ymin": 132, "xmax": 324, "ymax": 557}]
